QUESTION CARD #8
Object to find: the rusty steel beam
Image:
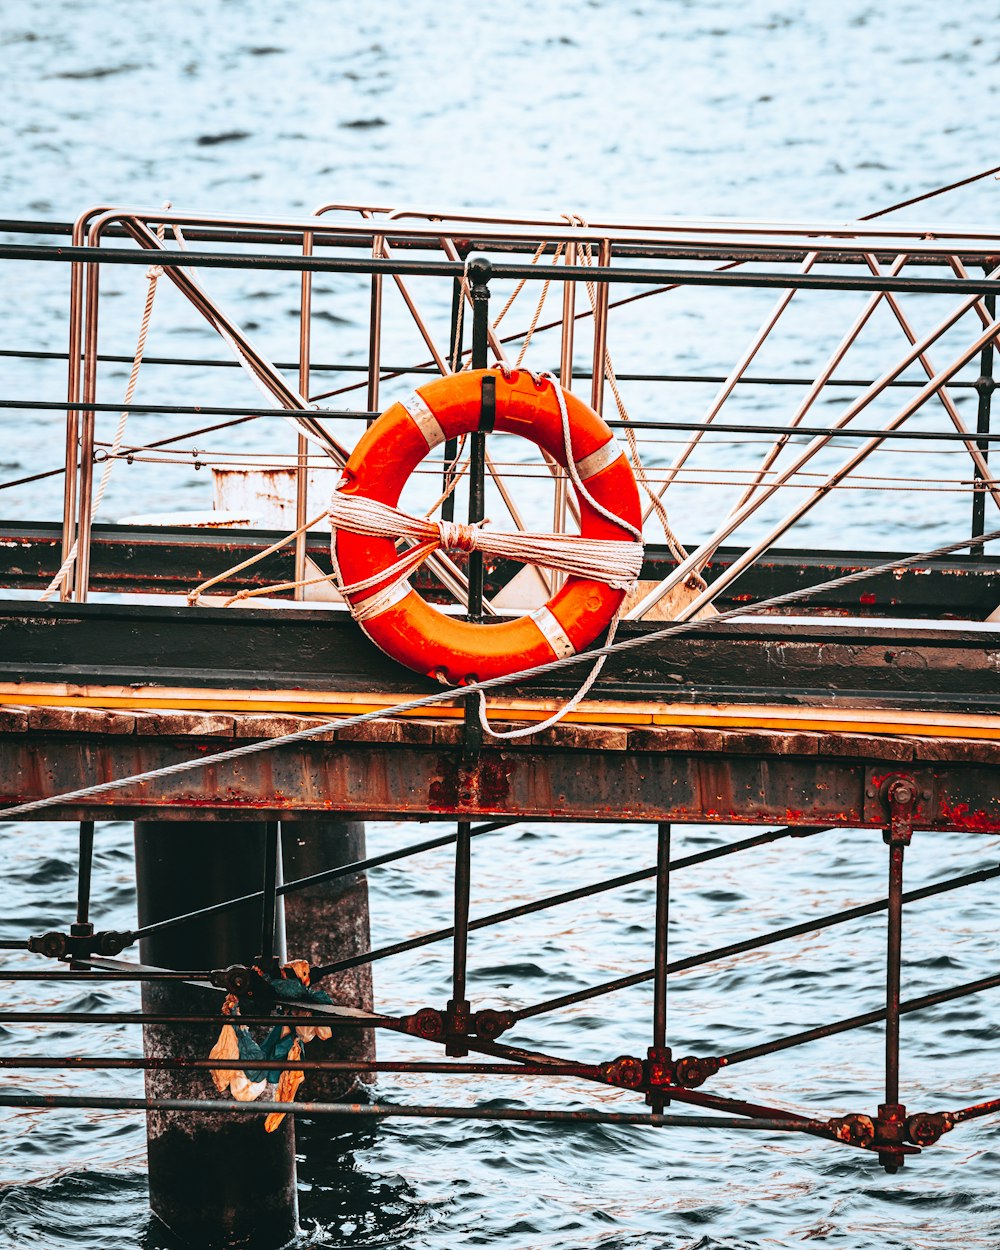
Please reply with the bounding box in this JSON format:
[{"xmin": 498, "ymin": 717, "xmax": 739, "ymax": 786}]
[{"xmin": 1, "ymin": 723, "xmax": 997, "ymax": 829}]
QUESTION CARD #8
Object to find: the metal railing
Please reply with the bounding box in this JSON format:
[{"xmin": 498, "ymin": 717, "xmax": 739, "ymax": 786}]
[{"xmin": 1, "ymin": 196, "xmax": 998, "ymax": 617}]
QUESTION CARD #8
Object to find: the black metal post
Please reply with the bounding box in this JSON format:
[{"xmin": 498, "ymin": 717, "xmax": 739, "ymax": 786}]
[
  {"xmin": 75, "ymin": 820, "xmax": 95, "ymax": 929},
  {"xmin": 462, "ymin": 255, "xmax": 491, "ymax": 758},
  {"xmin": 972, "ymin": 290, "xmax": 996, "ymax": 555},
  {"xmin": 884, "ymin": 840, "xmax": 905, "ymax": 1104},
  {"xmin": 649, "ymin": 822, "xmax": 672, "ymax": 1113},
  {"xmin": 466, "ymin": 255, "xmax": 492, "ymax": 622},
  {"xmin": 68, "ymin": 820, "xmax": 96, "ymax": 970},
  {"xmin": 448, "ymin": 820, "xmax": 473, "ymax": 1057}
]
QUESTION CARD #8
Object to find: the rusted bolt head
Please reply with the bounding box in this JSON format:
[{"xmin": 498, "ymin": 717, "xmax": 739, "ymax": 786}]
[
  {"xmin": 29, "ymin": 931, "xmax": 68, "ymax": 960},
  {"xmin": 603, "ymin": 1055, "xmax": 645, "ymax": 1088},
  {"xmin": 97, "ymin": 930, "xmax": 129, "ymax": 957},
  {"xmin": 411, "ymin": 1007, "xmax": 445, "ymax": 1041},
  {"xmin": 830, "ymin": 1113, "xmax": 876, "ymax": 1148},
  {"xmin": 905, "ymin": 1111, "xmax": 953, "ymax": 1146},
  {"xmin": 474, "ymin": 1009, "xmax": 513, "ymax": 1040},
  {"xmin": 673, "ymin": 1055, "xmax": 721, "ymax": 1088},
  {"xmin": 886, "ymin": 778, "xmax": 916, "ymax": 806}
]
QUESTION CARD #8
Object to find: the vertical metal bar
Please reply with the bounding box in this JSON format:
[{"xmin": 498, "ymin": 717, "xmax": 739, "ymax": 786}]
[
  {"xmin": 452, "ymin": 821, "xmax": 472, "ymax": 1006},
  {"xmin": 972, "ymin": 291, "xmax": 996, "ymax": 554},
  {"xmin": 652, "ymin": 822, "xmax": 671, "ymax": 1051},
  {"xmin": 295, "ymin": 231, "xmax": 313, "ymax": 599},
  {"xmin": 442, "ymin": 277, "xmax": 463, "ymax": 524},
  {"xmin": 73, "ymin": 260, "xmax": 100, "ymax": 602},
  {"xmin": 447, "ymin": 819, "xmax": 473, "ymax": 1057},
  {"xmin": 650, "ymin": 821, "xmax": 672, "ymax": 1115},
  {"xmin": 467, "ymin": 258, "xmax": 491, "ymax": 622},
  {"xmin": 366, "ymin": 235, "xmax": 384, "ymax": 424},
  {"xmin": 467, "ymin": 430, "xmax": 486, "ymax": 621},
  {"xmin": 590, "ymin": 239, "xmax": 611, "ymax": 415},
  {"xmin": 259, "ymin": 820, "xmax": 280, "ymax": 972},
  {"xmin": 61, "ymin": 255, "xmax": 85, "ymax": 600},
  {"xmin": 884, "ymin": 837, "xmax": 905, "ymax": 1108},
  {"xmin": 555, "ymin": 242, "xmax": 577, "ymax": 538},
  {"xmin": 76, "ymin": 820, "xmax": 95, "ymax": 929},
  {"xmin": 878, "ymin": 775, "xmax": 914, "ymax": 1172}
]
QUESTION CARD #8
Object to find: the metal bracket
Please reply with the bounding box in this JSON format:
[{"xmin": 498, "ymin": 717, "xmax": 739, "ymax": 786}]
[
  {"xmin": 398, "ymin": 1004, "xmax": 515, "ymax": 1052},
  {"xmin": 27, "ymin": 926, "xmax": 130, "ymax": 962},
  {"xmin": 863, "ymin": 770, "xmax": 929, "ymax": 834},
  {"xmin": 599, "ymin": 1051, "xmax": 722, "ymax": 1092},
  {"xmin": 209, "ymin": 963, "xmax": 277, "ymax": 1008},
  {"xmin": 880, "ymin": 775, "xmax": 918, "ymax": 846}
]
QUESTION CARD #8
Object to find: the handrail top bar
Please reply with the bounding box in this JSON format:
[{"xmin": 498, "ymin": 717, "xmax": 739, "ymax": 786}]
[
  {"xmin": 319, "ymin": 198, "xmax": 1000, "ymax": 245},
  {"xmin": 7, "ymin": 242, "xmax": 1000, "ymax": 297},
  {"xmin": 74, "ymin": 205, "xmax": 1000, "ymax": 257}
]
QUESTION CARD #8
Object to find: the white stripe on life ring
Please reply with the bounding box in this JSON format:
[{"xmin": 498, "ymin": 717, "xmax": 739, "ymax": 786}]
[
  {"xmin": 400, "ymin": 390, "xmax": 447, "ymax": 450},
  {"xmin": 575, "ymin": 437, "xmax": 623, "ymax": 481},
  {"xmin": 529, "ymin": 605, "xmax": 577, "ymax": 659},
  {"xmin": 351, "ymin": 576, "xmax": 412, "ymax": 622}
]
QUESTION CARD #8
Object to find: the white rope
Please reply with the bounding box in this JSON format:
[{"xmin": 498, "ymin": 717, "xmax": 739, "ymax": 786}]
[
  {"xmin": 329, "ymin": 370, "xmax": 643, "ymax": 738},
  {"xmin": 328, "ymin": 493, "xmax": 642, "ymax": 617}
]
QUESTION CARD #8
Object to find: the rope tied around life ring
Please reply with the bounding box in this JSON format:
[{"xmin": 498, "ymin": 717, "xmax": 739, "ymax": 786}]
[
  {"xmin": 326, "ymin": 492, "xmax": 643, "ymax": 623},
  {"xmin": 328, "ymin": 366, "xmax": 645, "ymax": 737}
]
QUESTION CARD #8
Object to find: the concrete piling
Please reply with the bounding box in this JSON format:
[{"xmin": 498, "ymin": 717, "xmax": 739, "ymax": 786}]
[
  {"xmin": 134, "ymin": 819, "xmax": 298, "ymax": 1248},
  {"xmin": 280, "ymin": 819, "xmax": 375, "ymax": 1101}
]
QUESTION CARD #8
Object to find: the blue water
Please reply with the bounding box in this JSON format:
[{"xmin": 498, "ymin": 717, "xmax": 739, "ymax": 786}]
[{"xmin": 2, "ymin": 2, "xmax": 1000, "ymax": 1247}]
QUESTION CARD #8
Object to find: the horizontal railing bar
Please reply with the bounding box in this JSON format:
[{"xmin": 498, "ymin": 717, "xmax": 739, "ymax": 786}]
[
  {"xmin": 130, "ymin": 819, "xmax": 511, "ymax": 942},
  {"xmin": 311, "ymin": 826, "xmax": 827, "ymax": 980},
  {"xmin": 0, "ymin": 399, "xmax": 377, "ymax": 420},
  {"xmin": 6, "ymin": 213, "xmax": 1000, "ymax": 260},
  {"xmin": 0, "ymin": 969, "xmax": 212, "ymax": 981},
  {"xmin": 4, "ymin": 243, "xmax": 1000, "ymax": 297},
  {"xmin": 954, "ymin": 1095, "xmax": 1000, "ymax": 1123},
  {"xmin": 723, "ymin": 970, "xmax": 1000, "ymax": 1066},
  {"xmin": 0, "ymin": 348, "xmax": 986, "ymax": 392},
  {"xmin": 0, "ymin": 1012, "xmax": 393, "ymax": 1028},
  {"xmin": 0, "ymin": 1056, "xmax": 597, "ymax": 1075},
  {"xmin": 0, "ymin": 1091, "xmax": 829, "ymax": 1131},
  {"xmin": 4, "ymin": 399, "xmax": 1000, "ymax": 445},
  {"xmin": 513, "ymin": 862, "xmax": 1000, "ymax": 1020}
]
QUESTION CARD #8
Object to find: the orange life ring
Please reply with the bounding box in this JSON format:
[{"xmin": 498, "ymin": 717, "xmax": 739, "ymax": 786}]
[{"xmin": 332, "ymin": 367, "xmax": 642, "ymax": 684}]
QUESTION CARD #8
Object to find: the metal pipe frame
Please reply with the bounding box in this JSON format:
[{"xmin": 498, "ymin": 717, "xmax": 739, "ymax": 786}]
[
  {"xmin": 642, "ymin": 251, "xmax": 820, "ymax": 523},
  {"xmin": 66, "ymin": 209, "xmax": 478, "ymax": 611},
  {"xmin": 2, "ymin": 809, "xmax": 996, "ymax": 1161},
  {"xmin": 294, "ymin": 229, "xmax": 313, "ymax": 597},
  {"xmin": 48, "ymin": 195, "xmax": 1000, "ymax": 605},
  {"xmin": 626, "ymin": 275, "xmax": 1000, "ymax": 620}
]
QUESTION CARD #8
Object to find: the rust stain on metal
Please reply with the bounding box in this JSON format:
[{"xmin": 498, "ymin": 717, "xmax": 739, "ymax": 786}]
[
  {"xmin": 428, "ymin": 757, "xmax": 461, "ymax": 810},
  {"xmin": 937, "ymin": 799, "xmax": 1000, "ymax": 834}
]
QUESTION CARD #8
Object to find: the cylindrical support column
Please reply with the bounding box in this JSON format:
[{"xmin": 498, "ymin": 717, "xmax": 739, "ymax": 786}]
[
  {"xmin": 280, "ymin": 819, "xmax": 374, "ymax": 1100},
  {"xmin": 134, "ymin": 820, "xmax": 298, "ymax": 1248}
]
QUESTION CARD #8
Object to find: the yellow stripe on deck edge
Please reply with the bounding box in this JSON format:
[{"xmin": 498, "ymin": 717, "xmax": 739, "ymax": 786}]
[{"xmin": 1, "ymin": 683, "xmax": 999, "ymax": 742}]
